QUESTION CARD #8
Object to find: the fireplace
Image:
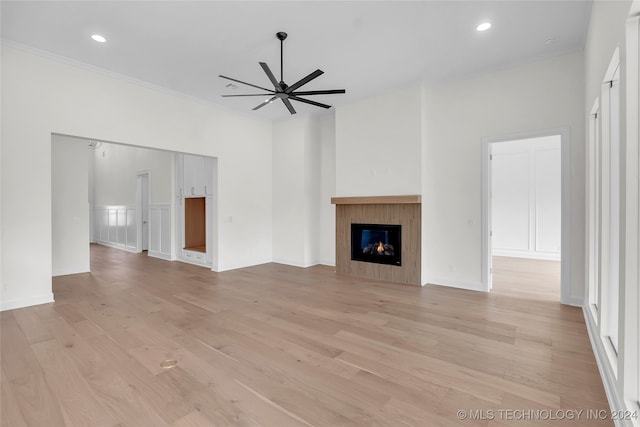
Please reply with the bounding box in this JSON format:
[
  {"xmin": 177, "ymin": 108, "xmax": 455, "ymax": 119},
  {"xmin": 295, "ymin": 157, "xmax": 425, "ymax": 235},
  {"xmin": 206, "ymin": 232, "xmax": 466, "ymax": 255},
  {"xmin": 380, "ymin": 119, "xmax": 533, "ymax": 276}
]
[
  {"xmin": 351, "ymin": 223, "xmax": 401, "ymax": 266},
  {"xmin": 332, "ymin": 195, "xmax": 420, "ymax": 285}
]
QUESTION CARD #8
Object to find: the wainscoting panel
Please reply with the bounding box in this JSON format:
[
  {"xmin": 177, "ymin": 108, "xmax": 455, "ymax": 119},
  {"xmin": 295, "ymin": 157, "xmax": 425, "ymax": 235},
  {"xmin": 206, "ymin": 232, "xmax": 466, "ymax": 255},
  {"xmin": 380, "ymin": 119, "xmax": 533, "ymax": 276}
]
[
  {"xmin": 492, "ymin": 139, "xmax": 561, "ymax": 260},
  {"xmin": 94, "ymin": 206, "xmax": 138, "ymax": 252},
  {"xmin": 99, "ymin": 209, "xmax": 108, "ymax": 243},
  {"xmin": 108, "ymin": 209, "xmax": 117, "ymax": 244},
  {"xmin": 334, "ymin": 199, "xmax": 421, "ymax": 285},
  {"xmin": 126, "ymin": 209, "xmax": 136, "ymax": 248},
  {"xmin": 149, "ymin": 204, "xmax": 172, "ymax": 260},
  {"xmin": 117, "ymin": 209, "xmax": 127, "ymax": 246}
]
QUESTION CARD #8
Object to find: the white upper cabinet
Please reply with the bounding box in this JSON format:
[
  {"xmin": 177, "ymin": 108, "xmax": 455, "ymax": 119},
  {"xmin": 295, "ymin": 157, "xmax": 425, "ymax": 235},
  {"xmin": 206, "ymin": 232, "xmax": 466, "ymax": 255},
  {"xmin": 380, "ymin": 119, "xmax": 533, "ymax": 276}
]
[
  {"xmin": 203, "ymin": 157, "xmax": 213, "ymax": 196},
  {"xmin": 181, "ymin": 154, "xmax": 212, "ymax": 196}
]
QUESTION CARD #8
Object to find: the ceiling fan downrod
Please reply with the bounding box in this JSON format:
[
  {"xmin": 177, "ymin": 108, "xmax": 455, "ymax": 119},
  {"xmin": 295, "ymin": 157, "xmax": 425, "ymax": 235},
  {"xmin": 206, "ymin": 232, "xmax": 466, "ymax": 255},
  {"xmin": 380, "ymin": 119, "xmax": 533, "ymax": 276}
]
[{"xmin": 277, "ymin": 31, "xmax": 287, "ymax": 85}]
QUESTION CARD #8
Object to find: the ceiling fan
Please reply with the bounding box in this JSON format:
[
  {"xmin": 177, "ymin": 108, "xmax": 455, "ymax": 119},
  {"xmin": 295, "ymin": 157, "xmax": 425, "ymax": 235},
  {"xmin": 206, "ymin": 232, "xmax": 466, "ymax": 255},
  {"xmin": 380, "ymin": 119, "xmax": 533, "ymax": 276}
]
[{"xmin": 219, "ymin": 32, "xmax": 345, "ymax": 114}]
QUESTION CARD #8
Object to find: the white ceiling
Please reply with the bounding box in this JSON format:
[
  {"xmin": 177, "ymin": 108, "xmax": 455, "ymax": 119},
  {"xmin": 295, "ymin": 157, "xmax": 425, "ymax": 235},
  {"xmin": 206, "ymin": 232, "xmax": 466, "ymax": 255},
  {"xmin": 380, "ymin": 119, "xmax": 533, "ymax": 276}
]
[{"xmin": 1, "ymin": 1, "xmax": 592, "ymax": 121}]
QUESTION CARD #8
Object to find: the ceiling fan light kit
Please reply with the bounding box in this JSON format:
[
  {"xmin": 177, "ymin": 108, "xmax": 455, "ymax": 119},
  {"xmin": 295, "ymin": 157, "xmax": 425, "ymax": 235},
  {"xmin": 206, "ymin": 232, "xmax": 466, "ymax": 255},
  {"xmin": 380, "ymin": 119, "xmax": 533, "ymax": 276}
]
[{"xmin": 219, "ymin": 32, "xmax": 345, "ymax": 115}]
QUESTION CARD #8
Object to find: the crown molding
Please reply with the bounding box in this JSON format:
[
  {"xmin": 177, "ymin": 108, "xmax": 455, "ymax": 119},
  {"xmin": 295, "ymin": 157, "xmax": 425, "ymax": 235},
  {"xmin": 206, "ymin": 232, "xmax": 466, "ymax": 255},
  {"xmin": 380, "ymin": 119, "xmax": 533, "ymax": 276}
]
[{"xmin": 1, "ymin": 38, "xmax": 271, "ymax": 123}]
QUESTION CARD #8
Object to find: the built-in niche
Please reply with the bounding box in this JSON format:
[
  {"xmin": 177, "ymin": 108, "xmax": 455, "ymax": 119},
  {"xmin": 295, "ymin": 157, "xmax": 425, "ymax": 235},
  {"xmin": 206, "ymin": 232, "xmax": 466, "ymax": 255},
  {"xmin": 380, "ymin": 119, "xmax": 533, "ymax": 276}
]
[
  {"xmin": 176, "ymin": 153, "xmax": 216, "ymax": 267},
  {"xmin": 184, "ymin": 197, "xmax": 206, "ymax": 252}
]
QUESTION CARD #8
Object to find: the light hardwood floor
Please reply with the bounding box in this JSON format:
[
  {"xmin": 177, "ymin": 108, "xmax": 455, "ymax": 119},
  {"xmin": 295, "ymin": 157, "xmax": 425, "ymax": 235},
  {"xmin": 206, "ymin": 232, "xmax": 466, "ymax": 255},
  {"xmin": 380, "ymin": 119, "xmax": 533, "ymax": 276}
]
[
  {"xmin": 492, "ymin": 256, "xmax": 561, "ymax": 302},
  {"xmin": 1, "ymin": 247, "xmax": 610, "ymax": 426}
]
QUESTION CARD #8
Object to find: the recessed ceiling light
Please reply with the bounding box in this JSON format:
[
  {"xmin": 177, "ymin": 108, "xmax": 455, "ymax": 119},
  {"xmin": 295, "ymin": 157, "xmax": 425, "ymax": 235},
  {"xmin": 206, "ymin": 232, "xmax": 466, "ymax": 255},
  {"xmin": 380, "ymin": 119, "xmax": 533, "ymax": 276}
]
[
  {"xmin": 91, "ymin": 34, "xmax": 106, "ymax": 43},
  {"xmin": 476, "ymin": 22, "xmax": 492, "ymax": 32}
]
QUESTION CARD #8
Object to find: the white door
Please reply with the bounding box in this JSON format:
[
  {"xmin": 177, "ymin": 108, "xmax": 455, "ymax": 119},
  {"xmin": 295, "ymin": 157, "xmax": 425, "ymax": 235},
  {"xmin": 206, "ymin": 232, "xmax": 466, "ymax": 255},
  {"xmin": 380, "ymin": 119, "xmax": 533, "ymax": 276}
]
[
  {"xmin": 137, "ymin": 172, "xmax": 150, "ymax": 252},
  {"xmin": 142, "ymin": 174, "xmax": 149, "ymax": 251}
]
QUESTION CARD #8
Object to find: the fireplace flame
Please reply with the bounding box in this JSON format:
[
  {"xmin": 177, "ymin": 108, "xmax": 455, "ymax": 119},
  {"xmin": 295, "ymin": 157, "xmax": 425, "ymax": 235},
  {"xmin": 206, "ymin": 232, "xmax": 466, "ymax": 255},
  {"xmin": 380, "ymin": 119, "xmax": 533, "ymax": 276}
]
[{"xmin": 377, "ymin": 241, "xmax": 385, "ymax": 254}]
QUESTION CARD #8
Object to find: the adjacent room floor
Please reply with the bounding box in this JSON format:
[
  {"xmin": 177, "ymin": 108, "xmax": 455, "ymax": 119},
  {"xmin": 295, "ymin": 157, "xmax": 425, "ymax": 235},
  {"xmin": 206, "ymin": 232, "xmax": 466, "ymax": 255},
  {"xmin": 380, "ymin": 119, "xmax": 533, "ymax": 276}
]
[
  {"xmin": 492, "ymin": 256, "xmax": 561, "ymax": 302},
  {"xmin": 1, "ymin": 245, "xmax": 610, "ymax": 426}
]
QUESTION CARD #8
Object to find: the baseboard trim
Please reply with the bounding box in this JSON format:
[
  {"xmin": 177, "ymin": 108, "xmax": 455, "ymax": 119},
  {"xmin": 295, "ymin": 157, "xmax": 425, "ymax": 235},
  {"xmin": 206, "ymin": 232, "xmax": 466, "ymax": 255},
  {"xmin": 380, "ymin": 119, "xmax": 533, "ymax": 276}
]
[
  {"xmin": 424, "ymin": 277, "xmax": 485, "ymax": 292},
  {"xmin": 583, "ymin": 306, "xmax": 631, "ymax": 427},
  {"xmin": 492, "ymin": 250, "xmax": 561, "ymax": 261},
  {"xmin": 1, "ymin": 293, "xmax": 55, "ymax": 312},
  {"xmin": 147, "ymin": 251, "xmax": 171, "ymax": 261},
  {"xmin": 272, "ymin": 258, "xmax": 310, "ymax": 268},
  {"xmin": 563, "ymin": 295, "xmax": 584, "ymax": 307},
  {"xmin": 95, "ymin": 241, "xmax": 138, "ymax": 253},
  {"xmin": 176, "ymin": 257, "xmax": 212, "ymax": 269},
  {"xmin": 52, "ymin": 266, "xmax": 90, "ymax": 277}
]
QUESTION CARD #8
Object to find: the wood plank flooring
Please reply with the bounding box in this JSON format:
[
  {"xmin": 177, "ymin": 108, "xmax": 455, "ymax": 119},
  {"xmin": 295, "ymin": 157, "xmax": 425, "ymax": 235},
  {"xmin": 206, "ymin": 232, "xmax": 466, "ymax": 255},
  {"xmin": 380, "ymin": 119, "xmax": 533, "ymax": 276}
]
[
  {"xmin": 1, "ymin": 246, "xmax": 611, "ymax": 426},
  {"xmin": 492, "ymin": 256, "xmax": 561, "ymax": 302}
]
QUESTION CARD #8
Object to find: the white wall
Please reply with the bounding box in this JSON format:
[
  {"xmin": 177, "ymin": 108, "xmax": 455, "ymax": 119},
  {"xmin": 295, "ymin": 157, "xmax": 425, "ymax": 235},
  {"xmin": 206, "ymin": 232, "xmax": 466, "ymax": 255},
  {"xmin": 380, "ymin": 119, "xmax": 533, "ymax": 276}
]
[
  {"xmin": 335, "ymin": 86, "xmax": 422, "ymax": 197},
  {"xmin": 491, "ymin": 136, "xmax": 561, "ymax": 260},
  {"xmin": 51, "ymin": 134, "xmax": 90, "ymax": 277},
  {"xmin": 92, "ymin": 142, "xmax": 173, "ymax": 207},
  {"xmin": 272, "ymin": 113, "xmax": 328, "ymax": 267},
  {"xmin": 318, "ymin": 112, "xmax": 336, "ymax": 266},
  {"xmin": 305, "ymin": 116, "xmax": 322, "ymax": 266},
  {"xmin": 1, "ymin": 45, "xmax": 272, "ymax": 310},
  {"xmin": 273, "ymin": 116, "xmax": 308, "ymax": 266},
  {"xmin": 422, "ymin": 52, "xmax": 585, "ymax": 296}
]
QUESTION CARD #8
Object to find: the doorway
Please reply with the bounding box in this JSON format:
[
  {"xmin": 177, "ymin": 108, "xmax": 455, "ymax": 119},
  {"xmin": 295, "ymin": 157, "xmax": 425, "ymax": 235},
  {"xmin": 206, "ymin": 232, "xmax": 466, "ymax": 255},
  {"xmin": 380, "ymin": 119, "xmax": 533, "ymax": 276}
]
[{"xmin": 482, "ymin": 129, "xmax": 571, "ymax": 304}]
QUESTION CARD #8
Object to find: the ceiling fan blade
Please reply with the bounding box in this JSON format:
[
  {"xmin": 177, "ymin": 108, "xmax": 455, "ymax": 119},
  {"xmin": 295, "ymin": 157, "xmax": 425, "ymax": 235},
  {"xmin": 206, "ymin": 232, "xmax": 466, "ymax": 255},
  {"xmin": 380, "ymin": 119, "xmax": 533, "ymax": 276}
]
[
  {"xmin": 286, "ymin": 69, "xmax": 324, "ymax": 93},
  {"xmin": 259, "ymin": 62, "xmax": 280, "ymax": 89},
  {"xmin": 291, "ymin": 89, "xmax": 346, "ymax": 96},
  {"xmin": 252, "ymin": 96, "xmax": 277, "ymax": 111},
  {"xmin": 282, "ymin": 98, "xmax": 297, "ymax": 114},
  {"xmin": 289, "ymin": 95, "xmax": 331, "ymax": 109},
  {"xmin": 222, "ymin": 93, "xmax": 275, "ymax": 97},
  {"xmin": 219, "ymin": 75, "xmax": 272, "ymax": 93}
]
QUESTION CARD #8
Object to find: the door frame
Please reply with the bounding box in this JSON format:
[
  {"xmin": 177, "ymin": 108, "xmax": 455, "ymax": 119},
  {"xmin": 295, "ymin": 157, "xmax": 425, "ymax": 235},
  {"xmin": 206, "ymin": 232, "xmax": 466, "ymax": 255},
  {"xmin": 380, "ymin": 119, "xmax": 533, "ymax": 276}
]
[
  {"xmin": 136, "ymin": 170, "xmax": 150, "ymax": 253},
  {"xmin": 481, "ymin": 127, "xmax": 572, "ymax": 304}
]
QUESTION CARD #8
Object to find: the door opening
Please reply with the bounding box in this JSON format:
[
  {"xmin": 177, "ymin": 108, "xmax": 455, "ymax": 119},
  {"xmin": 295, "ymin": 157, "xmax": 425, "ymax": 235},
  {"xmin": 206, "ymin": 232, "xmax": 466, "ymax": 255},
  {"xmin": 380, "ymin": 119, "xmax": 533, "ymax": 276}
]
[
  {"xmin": 491, "ymin": 135, "xmax": 561, "ymax": 300},
  {"xmin": 482, "ymin": 129, "xmax": 571, "ymax": 304}
]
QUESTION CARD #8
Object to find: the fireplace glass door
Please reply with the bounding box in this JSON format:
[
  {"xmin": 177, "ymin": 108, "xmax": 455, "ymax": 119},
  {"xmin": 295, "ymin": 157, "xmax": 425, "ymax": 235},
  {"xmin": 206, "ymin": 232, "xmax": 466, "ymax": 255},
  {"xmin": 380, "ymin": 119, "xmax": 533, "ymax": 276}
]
[{"xmin": 351, "ymin": 223, "xmax": 401, "ymax": 266}]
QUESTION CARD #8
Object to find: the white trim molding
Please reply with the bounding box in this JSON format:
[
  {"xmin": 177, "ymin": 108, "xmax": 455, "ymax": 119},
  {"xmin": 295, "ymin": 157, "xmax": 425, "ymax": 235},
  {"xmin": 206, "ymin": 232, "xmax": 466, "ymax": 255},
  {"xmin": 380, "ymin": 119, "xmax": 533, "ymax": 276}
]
[
  {"xmin": 584, "ymin": 306, "xmax": 632, "ymax": 427},
  {"xmin": 492, "ymin": 250, "xmax": 561, "ymax": 261},
  {"xmin": 1, "ymin": 293, "xmax": 55, "ymax": 312},
  {"xmin": 52, "ymin": 266, "xmax": 90, "ymax": 277},
  {"xmin": 625, "ymin": 9, "xmax": 640, "ymax": 423},
  {"xmin": 424, "ymin": 277, "xmax": 485, "ymax": 292},
  {"xmin": 0, "ymin": 40, "xmax": 269, "ymax": 124}
]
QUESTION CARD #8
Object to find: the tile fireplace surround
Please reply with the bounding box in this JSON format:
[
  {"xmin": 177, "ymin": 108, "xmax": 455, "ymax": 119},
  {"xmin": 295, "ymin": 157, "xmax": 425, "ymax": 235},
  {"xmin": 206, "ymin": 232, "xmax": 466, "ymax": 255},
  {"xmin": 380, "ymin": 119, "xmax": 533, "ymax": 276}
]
[{"xmin": 331, "ymin": 195, "xmax": 421, "ymax": 285}]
